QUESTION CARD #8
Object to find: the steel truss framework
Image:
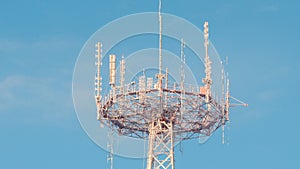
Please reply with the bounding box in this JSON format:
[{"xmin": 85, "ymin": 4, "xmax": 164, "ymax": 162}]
[
  {"xmin": 147, "ymin": 119, "xmax": 174, "ymax": 169},
  {"xmin": 93, "ymin": 1, "xmax": 240, "ymax": 168},
  {"xmin": 97, "ymin": 76, "xmax": 227, "ymax": 169},
  {"xmin": 94, "ymin": 22, "xmax": 229, "ymax": 169},
  {"xmin": 98, "ymin": 82, "xmax": 224, "ymax": 140}
]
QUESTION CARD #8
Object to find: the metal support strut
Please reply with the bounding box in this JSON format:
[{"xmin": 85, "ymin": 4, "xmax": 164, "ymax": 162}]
[{"xmin": 147, "ymin": 119, "xmax": 174, "ymax": 169}]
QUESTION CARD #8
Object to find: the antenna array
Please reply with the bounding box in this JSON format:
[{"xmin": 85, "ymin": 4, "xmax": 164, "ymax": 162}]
[{"xmin": 93, "ymin": 1, "xmax": 247, "ymax": 169}]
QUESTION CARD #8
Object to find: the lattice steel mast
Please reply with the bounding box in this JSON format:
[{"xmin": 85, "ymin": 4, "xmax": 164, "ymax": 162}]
[{"xmin": 94, "ymin": 1, "xmax": 247, "ymax": 169}]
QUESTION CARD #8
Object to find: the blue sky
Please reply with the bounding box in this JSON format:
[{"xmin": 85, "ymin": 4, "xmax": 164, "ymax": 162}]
[{"xmin": 1, "ymin": 0, "xmax": 299, "ymax": 169}]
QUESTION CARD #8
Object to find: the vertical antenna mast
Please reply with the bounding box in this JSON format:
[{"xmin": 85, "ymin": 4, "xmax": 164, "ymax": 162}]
[
  {"xmin": 203, "ymin": 22, "xmax": 212, "ymax": 108},
  {"xmin": 95, "ymin": 42, "xmax": 102, "ymax": 103},
  {"xmin": 159, "ymin": 0, "xmax": 162, "ymax": 75},
  {"xmin": 156, "ymin": 0, "xmax": 164, "ymax": 114},
  {"xmin": 180, "ymin": 38, "xmax": 186, "ymax": 90},
  {"xmin": 226, "ymin": 75, "xmax": 230, "ymax": 121},
  {"xmin": 120, "ymin": 55, "xmax": 125, "ymax": 88},
  {"xmin": 109, "ymin": 54, "xmax": 116, "ymax": 87},
  {"xmin": 180, "ymin": 38, "xmax": 186, "ymax": 119},
  {"xmin": 221, "ymin": 69, "xmax": 225, "ymax": 144},
  {"xmin": 107, "ymin": 129, "xmax": 114, "ymax": 169}
]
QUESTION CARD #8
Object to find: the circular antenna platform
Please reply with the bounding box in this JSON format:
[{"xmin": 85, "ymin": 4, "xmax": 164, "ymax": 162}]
[{"xmin": 73, "ymin": 12, "xmax": 225, "ymax": 159}]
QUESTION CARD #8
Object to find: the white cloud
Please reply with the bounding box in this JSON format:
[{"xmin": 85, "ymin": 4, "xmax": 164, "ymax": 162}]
[
  {"xmin": 0, "ymin": 75, "xmax": 74, "ymax": 125},
  {"xmin": 0, "ymin": 35, "xmax": 82, "ymax": 128}
]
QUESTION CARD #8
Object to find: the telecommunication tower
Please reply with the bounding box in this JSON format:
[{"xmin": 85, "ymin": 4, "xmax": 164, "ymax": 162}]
[{"xmin": 94, "ymin": 1, "xmax": 247, "ymax": 169}]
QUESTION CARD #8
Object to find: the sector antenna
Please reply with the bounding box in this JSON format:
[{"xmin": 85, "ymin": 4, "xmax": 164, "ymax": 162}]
[{"xmin": 91, "ymin": 1, "xmax": 248, "ymax": 169}]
